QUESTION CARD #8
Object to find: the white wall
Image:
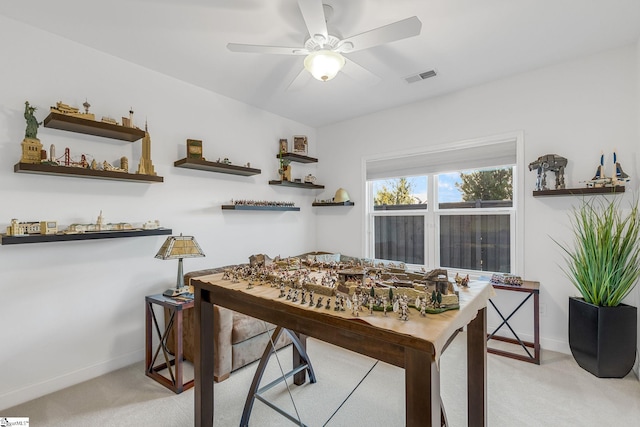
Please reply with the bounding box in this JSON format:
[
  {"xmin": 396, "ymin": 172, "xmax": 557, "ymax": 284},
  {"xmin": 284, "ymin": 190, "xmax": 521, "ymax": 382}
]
[
  {"xmin": 316, "ymin": 45, "xmax": 640, "ymax": 355},
  {"xmin": 634, "ymin": 38, "xmax": 640, "ymax": 378},
  {"xmin": 0, "ymin": 16, "xmax": 318, "ymax": 409},
  {"xmin": 1, "ymin": 16, "xmax": 638, "ymax": 410}
]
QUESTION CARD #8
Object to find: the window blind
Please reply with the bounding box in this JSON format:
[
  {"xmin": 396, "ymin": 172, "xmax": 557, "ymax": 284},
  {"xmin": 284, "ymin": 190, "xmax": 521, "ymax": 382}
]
[{"xmin": 366, "ymin": 139, "xmax": 517, "ymax": 180}]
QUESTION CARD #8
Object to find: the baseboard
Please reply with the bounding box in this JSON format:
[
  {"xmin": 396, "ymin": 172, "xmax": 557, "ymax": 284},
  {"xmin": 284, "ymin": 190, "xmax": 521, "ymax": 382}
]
[
  {"xmin": 0, "ymin": 349, "xmax": 144, "ymax": 411},
  {"xmin": 539, "ymin": 336, "xmax": 570, "ymax": 354},
  {"xmin": 487, "ymin": 326, "xmax": 571, "ymax": 355}
]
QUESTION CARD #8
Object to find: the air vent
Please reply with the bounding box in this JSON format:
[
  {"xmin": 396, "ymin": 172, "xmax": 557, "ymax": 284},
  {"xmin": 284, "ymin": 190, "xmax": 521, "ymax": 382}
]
[{"xmin": 405, "ymin": 69, "xmax": 437, "ymax": 84}]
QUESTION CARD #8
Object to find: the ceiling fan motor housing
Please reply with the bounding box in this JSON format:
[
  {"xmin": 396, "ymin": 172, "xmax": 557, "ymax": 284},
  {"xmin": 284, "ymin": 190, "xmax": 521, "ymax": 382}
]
[{"xmin": 304, "ymin": 34, "xmax": 341, "ymax": 52}]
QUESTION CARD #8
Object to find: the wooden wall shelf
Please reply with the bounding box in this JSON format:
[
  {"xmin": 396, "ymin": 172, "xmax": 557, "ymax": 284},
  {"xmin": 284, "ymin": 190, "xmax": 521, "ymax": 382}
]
[
  {"xmin": 43, "ymin": 112, "xmax": 146, "ymax": 142},
  {"xmin": 269, "ymin": 180, "xmax": 324, "ymax": 189},
  {"xmin": 1, "ymin": 228, "xmax": 172, "ymax": 245},
  {"xmin": 533, "ymin": 186, "xmax": 625, "ymax": 197},
  {"xmin": 312, "ymin": 201, "xmax": 355, "ymax": 207},
  {"xmin": 174, "ymin": 158, "xmax": 261, "ymax": 176},
  {"xmin": 14, "ymin": 163, "xmax": 163, "ymax": 183},
  {"xmin": 276, "ymin": 153, "xmax": 318, "ymax": 163},
  {"xmin": 221, "ymin": 205, "xmax": 300, "ymax": 211}
]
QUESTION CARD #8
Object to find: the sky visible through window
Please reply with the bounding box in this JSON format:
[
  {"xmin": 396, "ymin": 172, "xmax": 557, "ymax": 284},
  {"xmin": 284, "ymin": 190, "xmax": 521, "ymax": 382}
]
[{"xmin": 372, "ymin": 173, "xmax": 463, "ymax": 204}]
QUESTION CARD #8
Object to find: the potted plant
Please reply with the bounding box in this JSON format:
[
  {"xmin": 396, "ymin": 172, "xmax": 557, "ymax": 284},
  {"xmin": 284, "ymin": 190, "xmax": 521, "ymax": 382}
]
[
  {"xmin": 555, "ymin": 196, "xmax": 640, "ymax": 377},
  {"xmin": 278, "ymin": 153, "xmax": 291, "ymax": 181}
]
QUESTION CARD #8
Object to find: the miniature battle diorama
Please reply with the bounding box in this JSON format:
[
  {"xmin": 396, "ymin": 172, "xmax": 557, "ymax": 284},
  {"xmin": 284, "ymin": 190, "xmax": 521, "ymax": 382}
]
[
  {"xmin": 230, "ymin": 200, "xmax": 296, "ymax": 208},
  {"xmin": 528, "ymin": 151, "xmax": 630, "ymax": 191},
  {"xmin": 20, "ymin": 100, "xmax": 156, "ymax": 176},
  {"xmin": 489, "ymin": 273, "xmax": 523, "ymax": 286},
  {"xmin": 4, "ymin": 211, "xmax": 160, "ymax": 237},
  {"xmin": 218, "ymin": 253, "xmax": 470, "ymax": 321}
]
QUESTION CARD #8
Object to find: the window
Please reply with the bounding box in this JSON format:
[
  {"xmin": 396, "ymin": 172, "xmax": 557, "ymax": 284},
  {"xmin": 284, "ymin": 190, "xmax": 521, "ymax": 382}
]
[
  {"xmin": 436, "ymin": 167, "xmax": 513, "ymax": 273},
  {"xmin": 372, "ymin": 176, "xmax": 427, "ymax": 264},
  {"xmin": 365, "ymin": 133, "xmax": 523, "ymax": 275}
]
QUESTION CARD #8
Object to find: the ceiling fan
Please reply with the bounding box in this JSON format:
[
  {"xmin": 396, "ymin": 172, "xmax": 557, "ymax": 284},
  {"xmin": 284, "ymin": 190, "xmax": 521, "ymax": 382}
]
[{"xmin": 227, "ymin": 0, "xmax": 422, "ymax": 87}]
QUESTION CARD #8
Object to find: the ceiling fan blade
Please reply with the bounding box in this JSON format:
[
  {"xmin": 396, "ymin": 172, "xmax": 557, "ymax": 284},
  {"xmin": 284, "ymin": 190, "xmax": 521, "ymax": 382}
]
[
  {"xmin": 287, "ymin": 67, "xmax": 312, "ymax": 92},
  {"xmin": 337, "ymin": 16, "xmax": 422, "ymax": 53},
  {"xmin": 340, "ymin": 58, "xmax": 381, "ymax": 86},
  {"xmin": 227, "ymin": 43, "xmax": 308, "ymax": 55},
  {"xmin": 297, "ymin": 0, "xmax": 328, "ymax": 44}
]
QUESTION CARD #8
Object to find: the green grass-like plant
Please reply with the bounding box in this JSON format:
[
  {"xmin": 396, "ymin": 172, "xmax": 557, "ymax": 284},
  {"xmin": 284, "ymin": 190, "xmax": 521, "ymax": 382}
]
[{"xmin": 554, "ymin": 196, "xmax": 640, "ymax": 307}]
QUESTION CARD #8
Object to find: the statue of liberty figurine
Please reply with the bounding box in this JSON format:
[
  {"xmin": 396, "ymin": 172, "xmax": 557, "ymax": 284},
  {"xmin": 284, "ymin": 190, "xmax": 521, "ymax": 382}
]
[
  {"xmin": 20, "ymin": 101, "xmax": 44, "ymax": 164},
  {"xmin": 24, "ymin": 101, "xmax": 42, "ymax": 139}
]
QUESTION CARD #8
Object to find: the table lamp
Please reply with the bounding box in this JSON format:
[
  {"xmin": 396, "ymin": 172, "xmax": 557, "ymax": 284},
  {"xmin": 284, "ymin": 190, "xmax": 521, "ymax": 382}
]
[{"xmin": 155, "ymin": 234, "xmax": 205, "ymax": 296}]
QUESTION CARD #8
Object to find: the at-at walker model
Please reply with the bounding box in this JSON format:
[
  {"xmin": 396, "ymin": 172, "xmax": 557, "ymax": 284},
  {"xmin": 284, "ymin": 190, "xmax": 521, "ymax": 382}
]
[{"xmin": 528, "ymin": 154, "xmax": 567, "ymax": 191}]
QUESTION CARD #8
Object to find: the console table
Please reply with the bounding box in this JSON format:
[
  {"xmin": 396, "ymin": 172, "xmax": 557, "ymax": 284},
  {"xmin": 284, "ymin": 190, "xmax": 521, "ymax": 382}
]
[
  {"xmin": 487, "ymin": 280, "xmax": 540, "ymax": 364},
  {"xmin": 191, "ymin": 274, "xmax": 494, "ymax": 427},
  {"xmin": 145, "ymin": 294, "xmax": 194, "ymax": 393}
]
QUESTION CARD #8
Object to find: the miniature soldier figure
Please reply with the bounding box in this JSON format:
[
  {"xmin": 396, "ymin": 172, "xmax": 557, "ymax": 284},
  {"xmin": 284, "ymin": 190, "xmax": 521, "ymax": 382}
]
[
  {"xmin": 399, "ymin": 300, "xmax": 409, "ymax": 321},
  {"xmin": 292, "ymin": 290, "xmax": 299, "ymax": 303},
  {"xmin": 286, "ymin": 289, "xmax": 293, "ymax": 300},
  {"xmin": 369, "ymin": 298, "xmax": 374, "ymax": 315},
  {"xmin": 382, "ymin": 296, "xmax": 388, "ymax": 316},
  {"xmin": 309, "ymin": 290, "xmax": 315, "ymax": 306},
  {"xmin": 301, "ymin": 289, "xmax": 307, "ymax": 305},
  {"xmin": 246, "ymin": 281, "xmax": 253, "ymax": 290},
  {"xmin": 325, "ymin": 298, "xmax": 331, "ymax": 309},
  {"xmin": 352, "ymin": 294, "xmax": 360, "ymax": 317},
  {"xmin": 334, "ymin": 295, "xmax": 341, "ymax": 311},
  {"xmin": 315, "ymin": 296, "xmax": 323, "ymax": 308},
  {"xmin": 279, "ymin": 284, "xmax": 286, "ymax": 298},
  {"xmin": 222, "ymin": 270, "xmax": 231, "ymax": 280},
  {"xmin": 419, "ymin": 297, "xmax": 427, "ymax": 317}
]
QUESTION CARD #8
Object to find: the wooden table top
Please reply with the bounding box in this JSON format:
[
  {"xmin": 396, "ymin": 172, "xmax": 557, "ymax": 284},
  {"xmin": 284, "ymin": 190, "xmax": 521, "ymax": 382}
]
[{"xmin": 192, "ymin": 273, "xmax": 494, "ymax": 362}]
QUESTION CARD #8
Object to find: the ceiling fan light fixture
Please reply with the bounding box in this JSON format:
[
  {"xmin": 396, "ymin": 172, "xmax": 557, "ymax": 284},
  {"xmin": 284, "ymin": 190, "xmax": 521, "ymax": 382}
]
[{"xmin": 303, "ymin": 49, "xmax": 345, "ymax": 82}]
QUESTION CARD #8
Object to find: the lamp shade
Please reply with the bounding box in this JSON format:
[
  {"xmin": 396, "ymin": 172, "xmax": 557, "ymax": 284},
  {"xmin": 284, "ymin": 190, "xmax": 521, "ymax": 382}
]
[
  {"xmin": 155, "ymin": 234, "xmax": 205, "ymax": 260},
  {"xmin": 155, "ymin": 234, "xmax": 205, "ymax": 292},
  {"xmin": 303, "ymin": 50, "xmax": 346, "ymax": 82}
]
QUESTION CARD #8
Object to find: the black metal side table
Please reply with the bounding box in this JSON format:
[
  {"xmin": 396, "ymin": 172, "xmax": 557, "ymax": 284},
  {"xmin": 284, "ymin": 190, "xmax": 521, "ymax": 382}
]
[
  {"xmin": 487, "ymin": 280, "xmax": 541, "ymax": 364},
  {"xmin": 145, "ymin": 294, "xmax": 194, "ymax": 393}
]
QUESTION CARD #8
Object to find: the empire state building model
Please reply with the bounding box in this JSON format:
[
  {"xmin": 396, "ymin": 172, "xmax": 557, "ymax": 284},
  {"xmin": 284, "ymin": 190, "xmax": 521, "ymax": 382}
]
[{"xmin": 137, "ymin": 121, "xmax": 156, "ymax": 176}]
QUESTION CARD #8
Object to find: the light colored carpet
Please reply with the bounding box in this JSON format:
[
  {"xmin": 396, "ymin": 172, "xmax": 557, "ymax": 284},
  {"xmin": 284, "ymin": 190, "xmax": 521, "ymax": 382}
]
[{"xmin": 4, "ymin": 332, "xmax": 640, "ymax": 426}]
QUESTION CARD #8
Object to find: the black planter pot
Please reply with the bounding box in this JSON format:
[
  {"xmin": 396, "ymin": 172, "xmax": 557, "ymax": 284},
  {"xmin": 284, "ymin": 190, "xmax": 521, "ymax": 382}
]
[{"xmin": 568, "ymin": 297, "xmax": 637, "ymax": 378}]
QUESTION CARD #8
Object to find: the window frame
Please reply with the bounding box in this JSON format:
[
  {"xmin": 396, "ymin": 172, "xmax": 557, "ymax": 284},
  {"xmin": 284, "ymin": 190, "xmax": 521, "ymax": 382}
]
[{"xmin": 363, "ymin": 131, "xmax": 525, "ymax": 278}]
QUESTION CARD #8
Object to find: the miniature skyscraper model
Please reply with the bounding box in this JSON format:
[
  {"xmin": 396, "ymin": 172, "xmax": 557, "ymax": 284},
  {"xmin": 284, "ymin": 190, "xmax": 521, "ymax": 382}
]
[{"xmin": 137, "ymin": 121, "xmax": 156, "ymax": 176}]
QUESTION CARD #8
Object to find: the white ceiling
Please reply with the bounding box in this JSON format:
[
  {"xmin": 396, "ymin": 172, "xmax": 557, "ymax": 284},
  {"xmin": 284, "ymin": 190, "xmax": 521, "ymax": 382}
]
[{"xmin": 2, "ymin": 0, "xmax": 639, "ymax": 127}]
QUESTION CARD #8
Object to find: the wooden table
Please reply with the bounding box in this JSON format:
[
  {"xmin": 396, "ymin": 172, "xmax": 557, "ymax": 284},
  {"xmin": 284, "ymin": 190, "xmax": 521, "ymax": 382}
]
[
  {"xmin": 145, "ymin": 294, "xmax": 194, "ymax": 393},
  {"xmin": 192, "ymin": 274, "xmax": 494, "ymax": 427},
  {"xmin": 487, "ymin": 280, "xmax": 541, "ymax": 364}
]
